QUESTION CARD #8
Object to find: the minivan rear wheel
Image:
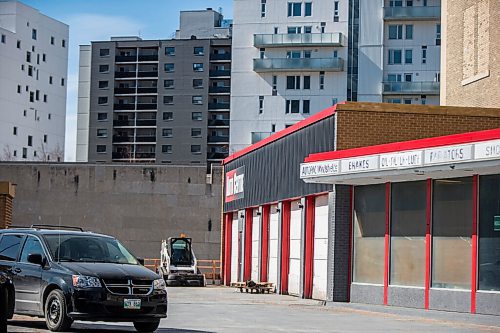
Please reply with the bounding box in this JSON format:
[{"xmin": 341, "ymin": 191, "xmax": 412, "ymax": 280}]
[
  {"xmin": 133, "ymin": 320, "xmax": 160, "ymax": 332},
  {"xmin": 44, "ymin": 289, "xmax": 73, "ymax": 332}
]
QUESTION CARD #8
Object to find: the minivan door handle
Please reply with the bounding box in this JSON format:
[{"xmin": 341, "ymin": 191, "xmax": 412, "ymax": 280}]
[{"xmin": 13, "ymin": 268, "xmax": 21, "ymax": 273}]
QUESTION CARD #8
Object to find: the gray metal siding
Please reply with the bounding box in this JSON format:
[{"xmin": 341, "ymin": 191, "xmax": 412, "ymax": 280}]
[{"xmin": 224, "ymin": 116, "xmax": 335, "ymax": 212}]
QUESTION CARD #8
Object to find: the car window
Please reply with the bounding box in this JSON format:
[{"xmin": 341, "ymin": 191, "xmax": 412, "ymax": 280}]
[
  {"xmin": 0, "ymin": 234, "xmax": 24, "ymax": 261},
  {"xmin": 19, "ymin": 236, "xmax": 45, "ymax": 263}
]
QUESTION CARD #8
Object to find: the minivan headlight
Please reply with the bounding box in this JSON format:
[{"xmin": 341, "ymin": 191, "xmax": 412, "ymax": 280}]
[
  {"xmin": 72, "ymin": 275, "xmax": 102, "ymax": 288},
  {"xmin": 153, "ymin": 278, "xmax": 166, "ymax": 290}
]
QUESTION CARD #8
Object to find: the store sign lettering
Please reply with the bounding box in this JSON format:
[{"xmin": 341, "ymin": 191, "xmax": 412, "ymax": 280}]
[
  {"xmin": 424, "ymin": 145, "xmax": 472, "ymax": 165},
  {"xmin": 475, "ymin": 140, "xmax": 500, "ymax": 160},
  {"xmin": 300, "ymin": 161, "xmax": 339, "ymax": 178},
  {"xmin": 225, "ymin": 166, "xmax": 245, "ymax": 203},
  {"xmin": 340, "ymin": 156, "xmax": 378, "ymax": 173},
  {"xmin": 380, "ymin": 151, "xmax": 423, "ymax": 169}
]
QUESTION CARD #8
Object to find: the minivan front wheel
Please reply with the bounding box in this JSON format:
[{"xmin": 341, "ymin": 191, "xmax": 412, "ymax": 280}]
[
  {"xmin": 133, "ymin": 320, "xmax": 160, "ymax": 332},
  {"xmin": 44, "ymin": 289, "xmax": 73, "ymax": 332}
]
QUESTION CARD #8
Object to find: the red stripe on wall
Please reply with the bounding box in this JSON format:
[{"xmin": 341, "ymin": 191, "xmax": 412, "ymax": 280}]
[
  {"xmin": 471, "ymin": 175, "xmax": 479, "ymax": 314},
  {"xmin": 244, "ymin": 208, "xmax": 253, "ymax": 281},
  {"xmin": 224, "ymin": 213, "xmax": 233, "ymax": 286},
  {"xmin": 384, "ymin": 182, "xmax": 390, "ymax": 306},
  {"xmin": 425, "ymin": 179, "xmax": 432, "ymax": 309},
  {"xmin": 261, "ymin": 205, "xmax": 270, "ymax": 283},
  {"xmin": 280, "ymin": 201, "xmax": 291, "ymax": 295},
  {"xmin": 348, "ymin": 186, "xmax": 353, "ymax": 301},
  {"xmin": 304, "ymin": 196, "xmax": 316, "ymax": 299}
]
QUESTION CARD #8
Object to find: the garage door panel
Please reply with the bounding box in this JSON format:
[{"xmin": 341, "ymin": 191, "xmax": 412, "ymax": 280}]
[
  {"xmin": 314, "ymin": 238, "xmax": 329, "ymax": 261},
  {"xmin": 231, "ymin": 216, "xmax": 239, "ymax": 282},
  {"xmin": 288, "ymin": 259, "xmax": 301, "ymax": 295},
  {"xmin": 289, "ymin": 239, "xmax": 302, "ymax": 259},
  {"xmin": 251, "ymin": 211, "xmax": 260, "ymax": 281},
  {"xmin": 312, "ymin": 194, "xmax": 329, "ymax": 300},
  {"xmin": 269, "ymin": 239, "xmax": 279, "ymax": 258}
]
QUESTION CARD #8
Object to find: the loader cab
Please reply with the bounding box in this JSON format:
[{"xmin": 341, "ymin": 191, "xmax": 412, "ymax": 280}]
[{"xmin": 169, "ymin": 238, "xmax": 193, "ymax": 266}]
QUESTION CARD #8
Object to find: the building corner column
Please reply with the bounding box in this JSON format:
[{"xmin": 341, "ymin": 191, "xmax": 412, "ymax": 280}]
[{"xmin": 0, "ymin": 182, "xmax": 16, "ymax": 229}]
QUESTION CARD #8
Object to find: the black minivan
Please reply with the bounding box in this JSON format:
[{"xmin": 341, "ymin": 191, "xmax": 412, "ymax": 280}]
[{"xmin": 0, "ymin": 225, "xmax": 167, "ymax": 332}]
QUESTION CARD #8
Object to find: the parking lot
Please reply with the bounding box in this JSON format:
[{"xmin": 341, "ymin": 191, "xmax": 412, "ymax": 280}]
[{"xmin": 8, "ymin": 286, "xmax": 500, "ymax": 332}]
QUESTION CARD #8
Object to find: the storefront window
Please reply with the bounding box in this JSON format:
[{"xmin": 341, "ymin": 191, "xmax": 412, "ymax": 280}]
[
  {"xmin": 353, "ymin": 184, "xmax": 386, "ymax": 284},
  {"xmin": 478, "ymin": 174, "xmax": 500, "ymax": 291},
  {"xmin": 390, "ymin": 181, "xmax": 426, "ymax": 287},
  {"xmin": 432, "ymin": 177, "xmax": 472, "ymax": 289}
]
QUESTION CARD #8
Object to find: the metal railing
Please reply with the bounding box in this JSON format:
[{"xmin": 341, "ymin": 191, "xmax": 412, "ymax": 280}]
[
  {"xmin": 384, "ymin": 6, "xmax": 441, "ymax": 20},
  {"xmin": 254, "ymin": 58, "xmax": 344, "ymax": 72},
  {"xmin": 210, "ymin": 53, "xmax": 231, "ymax": 61},
  {"xmin": 208, "ymin": 119, "xmax": 230, "ymax": 126},
  {"xmin": 208, "ymin": 103, "xmax": 230, "ymax": 110},
  {"xmin": 382, "ymin": 81, "xmax": 440, "ymax": 94},
  {"xmin": 197, "ymin": 260, "xmax": 221, "ymax": 285},
  {"xmin": 207, "ymin": 135, "xmax": 229, "ymax": 143},
  {"xmin": 209, "ymin": 86, "xmax": 231, "ymax": 94},
  {"xmin": 254, "ymin": 32, "xmax": 343, "ymax": 47},
  {"xmin": 209, "ymin": 70, "xmax": 231, "ymax": 77}
]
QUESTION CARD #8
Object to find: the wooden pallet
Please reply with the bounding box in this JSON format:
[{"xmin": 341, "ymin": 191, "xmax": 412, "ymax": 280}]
[{"xmin": 231, "ymin": 282, "xmax": 275, "ymax": 294}]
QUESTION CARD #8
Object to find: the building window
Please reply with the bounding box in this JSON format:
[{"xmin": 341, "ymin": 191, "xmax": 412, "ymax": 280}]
[
  {"xmin": 303, "ymin": 50, "xmax": 311, "ymax": 58},
  {"xmin": 259, "ymin": 48, "xmax": 265, "ymax": 59},
  {"xmin": 303, "ymin": 76, "xmax": 310, "ymax": 89},
  {"xmin": 16, "ymin": 40, "xmax": 21, "ymax": 48},
  {"xmin": 32, "ymin": 29, "xmax": 37, "ymax": 40},
  {"xmin": 192, "ymin": 112, "xmax": 202, "ymax": 121},
  {"xmin": 405, "ymin": 25, "xmax": 413, "ymax": 39},
  {"xmin": 192, "ymin": 96, "xmax": 203, "ymax": 105},
  {"xmin": 43, "ymin": 134, "xmax": 47, "ymax": 143},
  {"xmin": 286, "ymin": 76, "xmax": 300, "ymax": 89},
  {"xmin": 97, "ymin": 129, "xmax": 107, "ymax": 137},
  {"xmin": 98, "ymin": 80, "xmax": 108, "ymax": 89},
  {"xmin": 436, "ymin": 24, "xmax": 441, "ymax": 45},
  {"xmin": 271, "ymin": 124, "xmax": 276, "ymax": 132},
  {"xmin": 22, "ymin": 147, "xmax": 27, "ymax": 159},
  {"xmin": 390, "ymin": 181, "xmax": 426, "ymax": 287},
  {"xmin": 334, "ymin": 1, "xmax": 340, "ymax": 21},
  {"xmin": 50, "ymin": 36, "xmax": 55, "ymax": 45},
  {"xmin": 48, "ymin": 113, "xmax": 51, "ymax": 120},
  {"xmin": 421, "ymin": 46, "xmax": 427, "ymax": 64},
  {"xmin": 388, "ymin": 49, "xmax": 402, "ymax": 64},
  {"xmin": 285, "ymin": 99, "xmax": 300, "ymax": 114},
  {"xmin": 191, "ymin": 128, "xmax": 202, "ymax": 138},
  {"xmin": 162, "ymin": 145, "xmax": 172, "ymax": 154},
  {"xmin": 287, "ymin": 2, "xmax": 301, "ymax": 16},
  {"xmin": 163, "ymin": 112, "xmax": 173, "ymax": 121},
  {"xmin": 17, "ymin": 85, "xmax": 21, "ymax": 94},
  {"xmin": 388, "ymin": 25, "xmax": 403, "ymax": 40},
  {"xmin": 286, "ymin": 50, "xmax": 301, "ymax": 59},
  {"xmin": 26, "ymin": 51, "xmax": 31, "ymax": 63},
  {"xmin": 165, "ymin": 63, "xmax": 175, "ymax": 72},
  {"xmin": 390, "ymin": 0, "xmax": 403, "ymax": 6},
  {"xmin": 162, "ymin": 128, "xmax": 173, "ymax": 138},
  {"xmin": 319, "ymin": 71, "xmax": 325, "ymax": 89},
  {"xmin": 62, "ymin": 39, "xmax": 66, "ymax": 47},
  {"xmin": 164, "ymin": 79, "xmax": 174, "ymax": 89},
  {"xmin": 163, "ymin": 47, "xmax": 174, "ymax": 56},
  {"xmin": 163, "ymin": 96, "xmax": 173, "ymax": 104},
  {"xmin": 288, "ymin": 26, "xmax": 301, "ymax": 34},
  {"xmin": 193, "ymin": 79, "xmax": 203, "ymax": 88},
  {"xmin": 1, "ymin": 34, "xmax": 5, "ymax": 43},
  {"xmin": 403, "ymin": 99, "xmax": 412, "ymax": 104},
  {"xmin": 99, "ymin": 65, "xmax": 109, "ymax": 73},
  {"xmin": 479, "ymin": 175, "xmax": 500, "ymax": 291},
  {"xmin": 27, "ymin": 135, "xmax": 33, "ymax": 146},
  {"xmin": 29, "ymin": 91, "xmax": 35, "ymax": 102},
  {"xmin": 97, "ymin": 113, "xmax": 107, "ymax": 121},
  {"xmin": 35, "ymin": 90, "xmax": 40, "ymax": 101},
  {"xmin": 261, "ymin": 0, "xmax": 266, "ymax": 17},
  {"xmin": 13, "ymin": 127, "xmax": 17, "ymax": 135},
  {"xmin": 405, "ymin": 49, "xmax": 413, "ymax": 64},
  {"xmin": 23, "ymin": 110, "xmax": 27, "ymax": 117},
  {"xmin": 332, "ymin": 98, "xmax": 338, "ymax": 105},
  {"xmin": 304, "ymin": 2, "xmax": 312, "ymax": 16},
  {"xmin": 194, "ymin": 47, "xmax": 204, "ymax": 55},
  {"xmin": 98, "ymin": 97, "xmax": 108, "ymax": 105},
  {"xmin": 96, "ymin": 145, "xmax": 106, "ymax": 153},
  {"xmin": 259, "ymin": 96, "xmax": 264, "ymax": 114},
  {"xmin": 432, "ymin": 177, "xmax": 473, "ymax": 289},
  {"xmin": 302, "ymin": 100, "xmax": 310, "ymax": 114},
  {"xmin": 191, "ymin": 145, "xmax": 202, "ymax": 154},
  {"xmin": 99, "ymin": 48, "xmax": 110, "ymax": 57},
  {"xmin": 49, "ymin": 76, "xmax": 53, "ymax": 84},
  {"xmin": 28, "ymin": 65, "xmax": 33, "ymax": 77},
  {"xmin": 353, "ymin": 184, "xmax": 386, "ymax": 284},
  {"xmin": 404, "ymin": 73, "xmax": 412, "ymax": 82},
  {"xmin": 193, "ymin": 63, "xmax": 204, "ymax": 72},
  {"xmin": 272, "ymin": 75, "xmax": 277, "ymax": 95}
]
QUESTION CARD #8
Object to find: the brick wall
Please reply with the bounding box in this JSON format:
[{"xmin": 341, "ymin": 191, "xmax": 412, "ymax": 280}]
[
  {"xmin": 0, "ymin": 195, "xmax": 13, "ymax": 229},
  {"xmin": 442, "ymin": 0, "xmax": 499, "ymax": 107},
  {"xmin": 335, "ymin": 103, "xmax": 500, "ymax": 150}
]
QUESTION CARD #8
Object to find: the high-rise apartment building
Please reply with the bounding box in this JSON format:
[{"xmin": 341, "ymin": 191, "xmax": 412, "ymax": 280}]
[
  {"xmin": 230, "ymin": 0, "xmax": 441, "ymax": 153},
  {"xmin": 0, "ymin": 0, "xmax": 68, "ymax": 161},
  {"xmin": 77, "ymin": 9, "xmax": 231, "ymax": 167}
]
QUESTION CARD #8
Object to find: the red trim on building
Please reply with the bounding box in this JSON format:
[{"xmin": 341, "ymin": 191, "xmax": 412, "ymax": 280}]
[
  {"xmin": 471, "ymin": 175, "xmax": 479, "ymax": 314},
  {"xmin": 260, "ymin": 205, "xmax": 270, "ymax": 283},
  {"xmin": 280, "ymin": 201, "xmax": 291, "ymax": 295},
  {"xmin": 224, "ymin": 213, "xmax": 233, "ymax": 286},
  {"xmin": 347, "ymin": 186, "xmax": 353, "ymax": 301},
  {"xmin": 304, "ymin": 196, "xmax": 316, "ymax": 299},
  {"xmin": 424, "ymin": 179, "xmax": 432, "ymax": 309},
  {"xmin": 305, "ymin": 128, "xmax": 500, "ymax": 163},
  {"xmin": 223, "ymin": 105, "xmax": 339, "ymax": 165},
  {"xmin": 243, "ymin": 208, "xmax": 253, "ymax": 281},
  {"xmin": 384, "ymin": 183, "xmax": 390, "ymax": 306}
]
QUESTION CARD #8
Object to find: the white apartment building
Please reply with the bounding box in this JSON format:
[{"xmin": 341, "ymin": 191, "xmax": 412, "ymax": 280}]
[
  {"xmin": 0, "ymin": 0, "xmax": 68, "ymax": 161},
  {"xmin": 230, "ymin": 0, "xmax": 440, "ymax": 153}
]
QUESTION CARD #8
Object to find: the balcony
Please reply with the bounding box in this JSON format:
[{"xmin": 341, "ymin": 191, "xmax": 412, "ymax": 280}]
[
  {"xmin": 113, "ymin": 119, "xmax": 156, "ymax": 127},
  {"xmin": 384, "ymin": 6, "xmax": 441, "ymax": 21},
  {"xmin": 136, "ymin": 103, "xmax": 157, "ymax": 110},
  {"xmin": 114, "ymin": 87, "xmax": 136, "ymax": 94},
  {"xmin": 254, "ymin": 33, "xmax": 343, "ymax": 48},
  {"xmin": 251, "ymin": 132, "xmax": 272, "ymax": 144},
  {"xmin": 210, "ymin": 53, "xmax": 231, "ymax": 61},
  {"xmin": 137, "ymin": 71, "xmax": 158, "ymax": 78},
  {"xmin": 208, "ymin": 103, "xmax": 230, "ymax": 110},
  {"xmin": 138, "ymin": 54, "xmax": 158, "ymax": 62},
  {"xmin": 115, "ymin": 55, "xmax": 137, "ymax": 62},
  {"xmin": 112, "ymin": 152, "xmax": 155, "ymax": 159},
  {"xmin": 209, "ymin": 70, "xmax": 231, "ymax": 77},
  {"xmin": 382, "ymin": 81, "xmax": 440, "ymax": 95},
  {"xmin": 207, "ymin": 135, "xmax": 229, "ymax": 143},
  {"xmin": 113, "ymin": 136, "xmax": 134, "ymax": 143},
  {"xmin": 137, "ymin": 87, "xmax": 157, "ymax": 94},
  {"xmin": 207, "ymin": 152, "xmax": 228, "ymax": 160},
  {"xmin": 115, "ymin": 71, "xmax": 136, "ymax": 78},
  {"xmin": 114, "ymin": 104, "xmax": 135, "ymax": 110},
  {"xmin": 209, "ymin": 86, "xmax": 230, "ymax": 94},
  {"xmin": 208, "ymin": 119, "xmax": 230, "ymax": 127},
  {"xmin": 254, "ymin": 58, "xmax": 344, "ymax": 72},
  {"xmin": 135, "ymin": 136, "xmax": 156, "ymax": 143},
  {"xmin": 113, "ymin": 120, "xmax": 134, "ymax": 127}
]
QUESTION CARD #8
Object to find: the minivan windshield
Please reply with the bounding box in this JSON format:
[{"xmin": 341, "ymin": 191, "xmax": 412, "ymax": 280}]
[{"xmin": 43, "ymin": 234, "xmax": 138, "ymax": 265}]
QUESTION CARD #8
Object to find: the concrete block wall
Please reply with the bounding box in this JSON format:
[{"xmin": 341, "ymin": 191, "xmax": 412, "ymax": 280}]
[{"xmin": 0, "ymin": 163, "xmax": 222, "ymax": 260}]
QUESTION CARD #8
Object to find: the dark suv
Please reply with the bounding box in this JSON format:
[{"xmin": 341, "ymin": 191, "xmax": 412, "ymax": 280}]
[{"xmin": 0, "ymin": 225, "xmax": 167, "ymax": 332}]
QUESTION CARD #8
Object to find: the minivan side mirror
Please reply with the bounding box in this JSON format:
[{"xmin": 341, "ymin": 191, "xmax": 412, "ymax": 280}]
[
  {"xmin": 27, "ymin": 253, "xmax": 44, "ymax": 266},
  {"xmin": 137, "ymin": 258, "xmax": 145, "ymax": 266}
]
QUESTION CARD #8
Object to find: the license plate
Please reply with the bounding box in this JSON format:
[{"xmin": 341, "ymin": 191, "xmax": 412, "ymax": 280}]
[{"xmin": 124, "ymin": 299, "xmax": 141, "ymax": 309}]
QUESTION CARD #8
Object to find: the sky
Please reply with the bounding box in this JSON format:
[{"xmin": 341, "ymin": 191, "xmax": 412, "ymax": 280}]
[{"xmin": 21, "ymin": 0, "xmax": 234, "ymax": 161}]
